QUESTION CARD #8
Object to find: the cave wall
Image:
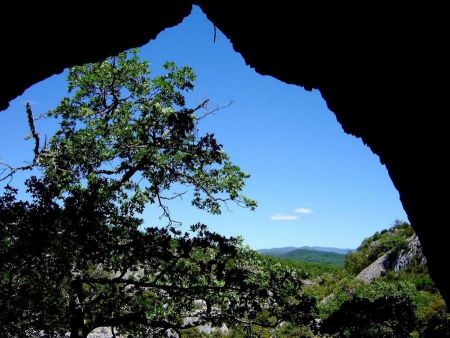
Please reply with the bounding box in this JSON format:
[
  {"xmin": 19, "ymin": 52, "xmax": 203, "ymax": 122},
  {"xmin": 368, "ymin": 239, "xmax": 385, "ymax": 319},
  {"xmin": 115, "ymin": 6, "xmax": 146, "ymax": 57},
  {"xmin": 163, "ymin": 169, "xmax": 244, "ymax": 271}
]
[
  {"xmin": 0, "ymin": 1, "xmax": 192, "ymax": 112},
  {"xmin": 1, "ymin": 2, "xmax": 448, "ymax": 303}
]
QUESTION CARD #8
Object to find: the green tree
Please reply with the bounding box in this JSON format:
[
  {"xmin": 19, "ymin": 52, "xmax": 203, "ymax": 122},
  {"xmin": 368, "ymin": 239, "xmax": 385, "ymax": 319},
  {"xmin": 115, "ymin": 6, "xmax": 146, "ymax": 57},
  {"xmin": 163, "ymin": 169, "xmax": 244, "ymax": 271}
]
[
  {"xmin": 0, "ymin": 51, "xmax": 315, "ymax": 337},
  {"xmin": 321, "ymin": 294, "xmax": 417, "ymax": 337},
  {"xmin": 422, "ymin": 307, "xmax": 450, "ymax": 338},
  {"xmin": 318, "ymin": 279, "xmax": 418, "ymax": 337}
]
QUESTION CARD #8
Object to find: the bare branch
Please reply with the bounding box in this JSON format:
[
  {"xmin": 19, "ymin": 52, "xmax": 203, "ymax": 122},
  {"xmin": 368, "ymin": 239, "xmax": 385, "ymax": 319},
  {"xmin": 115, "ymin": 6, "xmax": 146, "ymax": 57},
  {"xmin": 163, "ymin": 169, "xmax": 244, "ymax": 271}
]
[
  {"xmin": 0, "ymin": 161, "xmax": 34, "ymax": 183},
  {"xmin": 25, "ymin": 103, "xmax": 40, "ymax": 162},
  {"xmin": 156, "ymin": 192, "xmax": 182, "ymax": 228},
  {"xmin": 191, "ymin": 99, "xmax": 210, "ymax": 113},
  {"xmin": 0, "ymin": 103, "xmax": 41, "ymax": 182},
  {"xmin": 81, "ymin": 277, "xmax": 240, "ymax": 293},
  {"xmin": 159, "ymin": 191, "xmax": 188, "ymax": 201},
  {"xmin": 91, "ymin": 311, "xmax": 209, "ymax": 335},
  {"xmin": 195, "ymin": 100, "xmax": 234, "ymax": 121}
]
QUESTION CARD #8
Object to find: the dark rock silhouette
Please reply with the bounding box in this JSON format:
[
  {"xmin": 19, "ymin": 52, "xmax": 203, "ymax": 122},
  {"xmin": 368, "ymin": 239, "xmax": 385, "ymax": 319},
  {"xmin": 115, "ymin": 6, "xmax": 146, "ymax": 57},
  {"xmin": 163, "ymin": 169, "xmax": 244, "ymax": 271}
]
[{"xmin": 1, "ymin": 2, "xmax": 447, "ymax": 304}]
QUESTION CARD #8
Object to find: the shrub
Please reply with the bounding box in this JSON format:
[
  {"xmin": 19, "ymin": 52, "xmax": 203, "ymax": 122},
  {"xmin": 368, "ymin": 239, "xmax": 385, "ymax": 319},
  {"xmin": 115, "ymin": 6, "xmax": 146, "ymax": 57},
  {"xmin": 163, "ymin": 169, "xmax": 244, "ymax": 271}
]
[{"xmin": 321, "ymin": 294, "xmax": 417, "ymax": 337}]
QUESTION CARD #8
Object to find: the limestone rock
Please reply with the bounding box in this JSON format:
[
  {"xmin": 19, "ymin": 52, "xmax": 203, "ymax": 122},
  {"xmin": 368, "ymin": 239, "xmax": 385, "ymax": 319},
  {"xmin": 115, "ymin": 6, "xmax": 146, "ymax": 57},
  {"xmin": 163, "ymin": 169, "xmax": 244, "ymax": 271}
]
[{"xmin": 356, "ymin": 252, "xmax": 391, "ymax": 283}]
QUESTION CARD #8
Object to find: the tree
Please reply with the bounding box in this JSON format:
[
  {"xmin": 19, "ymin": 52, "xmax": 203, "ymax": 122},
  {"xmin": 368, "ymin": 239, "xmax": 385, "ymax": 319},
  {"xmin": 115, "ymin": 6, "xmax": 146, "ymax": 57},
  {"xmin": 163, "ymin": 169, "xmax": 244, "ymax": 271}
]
[
  {"xmin": 320, "ymin": 280, "xmax": 418, "ymax": 337},
  {"xmin": 0, "ymin": 50, "xmax": 315, "ymax": 337},
  {"xmin": 422, "ymin": 307, "xmax": 450, "ymax": 338},
  {"xmin": 320, "ymin": 295, "xmax": 417, "ymax": 337}
]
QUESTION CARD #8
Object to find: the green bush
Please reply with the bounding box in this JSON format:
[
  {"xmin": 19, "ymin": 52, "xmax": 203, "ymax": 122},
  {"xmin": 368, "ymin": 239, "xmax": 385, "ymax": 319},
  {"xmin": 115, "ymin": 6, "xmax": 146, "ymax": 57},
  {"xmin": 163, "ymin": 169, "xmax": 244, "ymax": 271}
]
[
  {"xmin": 321, "ymin": 294, "xmax": 417, "ymax": 337},
  {"xmin": 422, "ymin": 307, "xmax": 450, "ymax": 338},
  {"xmin": 319, "ymin": 279, "xmax": 416, "ymax": 318},
  {"xmin": 261, "ymin": 255, "xmax": 341, "ymax": 278}
]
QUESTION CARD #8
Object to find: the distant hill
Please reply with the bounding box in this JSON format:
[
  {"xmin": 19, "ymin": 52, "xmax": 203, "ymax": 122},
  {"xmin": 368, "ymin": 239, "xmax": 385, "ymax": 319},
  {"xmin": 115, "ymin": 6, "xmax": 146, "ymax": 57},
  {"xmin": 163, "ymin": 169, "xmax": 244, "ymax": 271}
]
[
  {"xmin": 280, "ymin": 248, "xmax": 346, "ymax": 266},
  {"xmin": 258, "ymin": 247, "xmax": 298, "ymax": 256},
  {"xmin": 300, "ymin": 246, "xmax": 353, "ymax": 255},
  {"xmin": 258, "ymin": 247, "xmax": 347, "ymax": 266},
  {"xmin": 258, "ymin": 246, "xmax": 352, "ymax": 259}
]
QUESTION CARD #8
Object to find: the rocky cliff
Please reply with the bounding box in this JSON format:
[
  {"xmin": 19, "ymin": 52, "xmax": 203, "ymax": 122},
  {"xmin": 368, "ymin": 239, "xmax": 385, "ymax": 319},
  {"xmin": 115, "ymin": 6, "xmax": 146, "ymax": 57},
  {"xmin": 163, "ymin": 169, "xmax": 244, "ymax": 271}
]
[{"xmin": 357, "ymin": 234, "xmax": 426, "ymax": 283}]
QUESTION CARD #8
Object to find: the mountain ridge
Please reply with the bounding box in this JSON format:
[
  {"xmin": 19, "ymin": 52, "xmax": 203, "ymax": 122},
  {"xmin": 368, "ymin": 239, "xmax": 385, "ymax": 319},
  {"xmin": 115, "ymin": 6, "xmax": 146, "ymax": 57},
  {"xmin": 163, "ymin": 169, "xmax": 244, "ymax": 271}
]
[
  {"xmin": 281, "ymin": 248, "xmax": 346, "ymax": 266},
  {"xmin": 258, "ymin": 246, "xmax": 353, "ymax": 256},
  {"xmin": 258, "ymin": 247, "xmax": 348, "ymax": 266}
]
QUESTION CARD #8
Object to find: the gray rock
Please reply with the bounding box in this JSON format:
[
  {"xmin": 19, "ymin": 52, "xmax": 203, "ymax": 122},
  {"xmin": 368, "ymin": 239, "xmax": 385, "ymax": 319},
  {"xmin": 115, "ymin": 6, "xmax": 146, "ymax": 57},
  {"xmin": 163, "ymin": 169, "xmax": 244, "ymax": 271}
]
[
  {"xmin": 356, "ymin": 252, "xmax": 391, "ymax": 283},
  {"xmin": 356, "ymin": 234, "xmax": 426, "ymax": 284},
  {"xmin": 87, "ymin": 327, "xmax": 119, "ymax": 338},
  {"xmin": 393, "ymin": 234, "xmax": 427, "ymax": 272}
]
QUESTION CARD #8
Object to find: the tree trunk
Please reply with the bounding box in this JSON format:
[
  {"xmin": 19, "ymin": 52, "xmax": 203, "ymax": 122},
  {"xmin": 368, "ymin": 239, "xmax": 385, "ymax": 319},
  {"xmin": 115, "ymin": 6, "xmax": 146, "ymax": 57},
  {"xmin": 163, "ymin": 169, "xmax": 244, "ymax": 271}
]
[
  {"xmin": 69, "ymin": 329, "xmax": 87, "ymax": 338},
  {"xmin": 69, "ymin": 298, "xmax": 87, "ymax": 338},
  {"xmin": 69, "ymin": 278, "xmax": 88, "ymax": 338}
]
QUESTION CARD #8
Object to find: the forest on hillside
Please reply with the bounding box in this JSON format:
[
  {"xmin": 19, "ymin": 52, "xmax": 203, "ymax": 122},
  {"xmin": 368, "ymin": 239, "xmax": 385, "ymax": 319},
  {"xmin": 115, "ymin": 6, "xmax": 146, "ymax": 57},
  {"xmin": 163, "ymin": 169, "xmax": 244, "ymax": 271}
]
[
  {"xmin": 260, "ymin": 247, "xmax": 346, "ymax": 266},
  {"xmin": 182, "ymin": 221, "xmax": 450, "ymax": 337}
]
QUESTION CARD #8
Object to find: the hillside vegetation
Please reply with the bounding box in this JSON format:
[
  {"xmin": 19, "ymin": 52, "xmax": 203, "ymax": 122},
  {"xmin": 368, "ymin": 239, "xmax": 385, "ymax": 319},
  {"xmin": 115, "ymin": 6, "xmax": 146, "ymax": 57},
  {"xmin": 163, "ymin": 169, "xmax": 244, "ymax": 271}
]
[
  {"xmin": 260, "ymin": 247, "xmax": 346, "ymax": 266},
  {"xmin": 344, "ymin": 220, "xmax": 415, "ymax": 275},
  {"xmin": 309, "ymin": 220, "xmax": 450, "ymax": 337},
  {"xmin": 281, "ymin": 248, "xmax": 345, "ymax": 266},
  {"xmin": 184, "ymin": 221, "xmax": 450, "ymax": 337}
]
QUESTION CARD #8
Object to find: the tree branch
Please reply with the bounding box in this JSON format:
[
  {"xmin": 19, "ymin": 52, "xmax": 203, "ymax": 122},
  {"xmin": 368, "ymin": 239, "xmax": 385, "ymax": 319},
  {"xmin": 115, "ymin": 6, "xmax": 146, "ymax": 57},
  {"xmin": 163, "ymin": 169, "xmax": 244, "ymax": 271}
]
[
  {"xmin": 81, "ymin": 277, "xmax": 240, "ymax": 293},
  {"xmin": 91, "ymin": 311, "xmax": 210, "ymax": 334},
  {"xmin": 0, "ymin": 103, "xmax": 41, "ymax": 182},
  {"xmin": 195, "ymin": 100, "xmax": 233, "ymax": 121},
  {"xmin": 25, "ymin": 103, "xmax": 40, "ymax": 160}
]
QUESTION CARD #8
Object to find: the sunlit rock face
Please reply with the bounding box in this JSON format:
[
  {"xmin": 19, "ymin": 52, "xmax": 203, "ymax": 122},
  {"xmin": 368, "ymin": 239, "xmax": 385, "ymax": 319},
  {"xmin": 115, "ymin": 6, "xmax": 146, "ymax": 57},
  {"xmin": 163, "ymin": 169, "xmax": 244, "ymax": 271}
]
[
  {"xmin": 356, "ymin": 234, "xmax": 427, "ymax": 283},
  {"xmin": 357, "ymin": 253, "xmax": 390, "ymax": 284},
  {"xmin": 1, "ymin": 1, "xmax": 447, "ymax": 304},
  {"xmin": 393, "ymin": 235, "xmax": 427, "ymax": 273}
]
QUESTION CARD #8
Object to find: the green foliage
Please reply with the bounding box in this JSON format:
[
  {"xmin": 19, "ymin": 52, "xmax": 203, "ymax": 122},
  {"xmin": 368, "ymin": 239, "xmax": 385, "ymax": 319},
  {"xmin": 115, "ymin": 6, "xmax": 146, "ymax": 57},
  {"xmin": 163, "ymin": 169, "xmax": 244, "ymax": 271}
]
[
  {"xmin": 272, "ymin": 322, "xmax": 316, "ymax": 338},
  {"xmin": 317, "ymin": 220, "xmax": 450, "ymax": 337},
  {"xmin": 261, "ymin": 255, "xmax": 341, "ymax": 278},
  {"xmin": 383, "ymin": 265, "xmax": 436, "ymax": 293},
  {"xmin": 1, "ymin": 65, "xmax": 446, "ymax": 338},
  {"xmin": 224, "ymin": 321, "xmax": 315, "ymax": 338},
  {"xmin": 421, "ymin": 305, "xmax": 450, "ymax": 338},
  {"xmin": 356, "ymin": 280, "xmax": 416, "ymax": 301},
  {"xmin": 317, "ymin": 276, "xmax": 366, "ymax": 318},
  {"xmin": 179, "ymin": 220, "xmax": 449, "ymax": 338},
  {"xmin": 320, "ymin": 277, "xmax": 418, "ymax": 337},
  {"xmin": 391, "ymin": 219, "xmax": 416, "ymax": 238},
  {"xmin": 0, "ymin": 51, "xmax": 315, "ymax": 338},
  {"xmin": 321, "ymin": 293, "xmax": 417, "ymax": 337},
  {"xmin": 279, "ymin": 248, "xmax": 346, "ymax": 266},
  {"xmin": 42, "ymin": 50, "xmax": 256, "ymax": 217},
  {"xmin": 343, "ymin": 250, "xmax": 369, "ymax": 275}
]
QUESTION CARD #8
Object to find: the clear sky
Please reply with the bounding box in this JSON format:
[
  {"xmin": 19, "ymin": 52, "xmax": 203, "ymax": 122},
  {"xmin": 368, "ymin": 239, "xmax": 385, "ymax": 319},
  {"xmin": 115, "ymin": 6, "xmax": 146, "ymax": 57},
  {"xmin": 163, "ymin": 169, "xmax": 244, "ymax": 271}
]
[{"xmin": 0, "ymin": 7, "xmax": 407, "ymax": 249}]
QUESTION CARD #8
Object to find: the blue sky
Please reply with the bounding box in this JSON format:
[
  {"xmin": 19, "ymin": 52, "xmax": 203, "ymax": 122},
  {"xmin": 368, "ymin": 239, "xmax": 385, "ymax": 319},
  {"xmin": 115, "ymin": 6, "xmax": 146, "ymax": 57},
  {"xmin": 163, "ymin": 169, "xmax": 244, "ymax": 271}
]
[{"xmin": 0, "ymin": 7, "xmax": 407, "ymax": 249}]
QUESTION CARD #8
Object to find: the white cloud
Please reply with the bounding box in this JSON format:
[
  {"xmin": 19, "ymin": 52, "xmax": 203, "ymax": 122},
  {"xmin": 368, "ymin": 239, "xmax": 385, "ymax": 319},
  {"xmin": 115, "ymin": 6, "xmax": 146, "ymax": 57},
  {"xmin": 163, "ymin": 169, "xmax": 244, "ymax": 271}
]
[
  {"xmin": 294, "ymin": 208, "xmax": 313, "ymax": 214},
  {"xmin": 270, "ymin": 214, "xmax": 299, "ymax": 221}
]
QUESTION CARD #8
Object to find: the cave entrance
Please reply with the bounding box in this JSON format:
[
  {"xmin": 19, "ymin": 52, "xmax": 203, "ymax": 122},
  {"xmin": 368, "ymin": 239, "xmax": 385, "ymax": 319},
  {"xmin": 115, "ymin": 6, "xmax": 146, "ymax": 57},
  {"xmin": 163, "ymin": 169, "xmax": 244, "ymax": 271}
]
[
  {"xmin": 0, "ymin": 7, "xmax": 407, "ymax": 251},
  {"xmin": 2, "ymin": 6, "xmax": 448, "ymax": 337}
]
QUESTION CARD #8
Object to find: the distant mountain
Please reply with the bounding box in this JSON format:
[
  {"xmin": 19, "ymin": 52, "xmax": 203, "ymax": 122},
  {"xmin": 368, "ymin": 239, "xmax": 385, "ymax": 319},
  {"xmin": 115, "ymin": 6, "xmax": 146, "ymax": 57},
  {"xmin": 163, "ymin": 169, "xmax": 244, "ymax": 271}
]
[
  {"xmin": 280, "ymin": 248, "xmax": 346, "ymax": 266},
  {"xmin": 258, "ymin": 246, "xmax": 352, "ymax": 257},
  {"xmin": 258, "ymin": 247, "xmax": 298, "ymax": 256},
  {"xmin": 300, "ymin": 246, "xmax": 353, "ymax": 255},
  {"xmin": 258, "ymin": 246, "xmax": 349, "ymax": 266}
]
